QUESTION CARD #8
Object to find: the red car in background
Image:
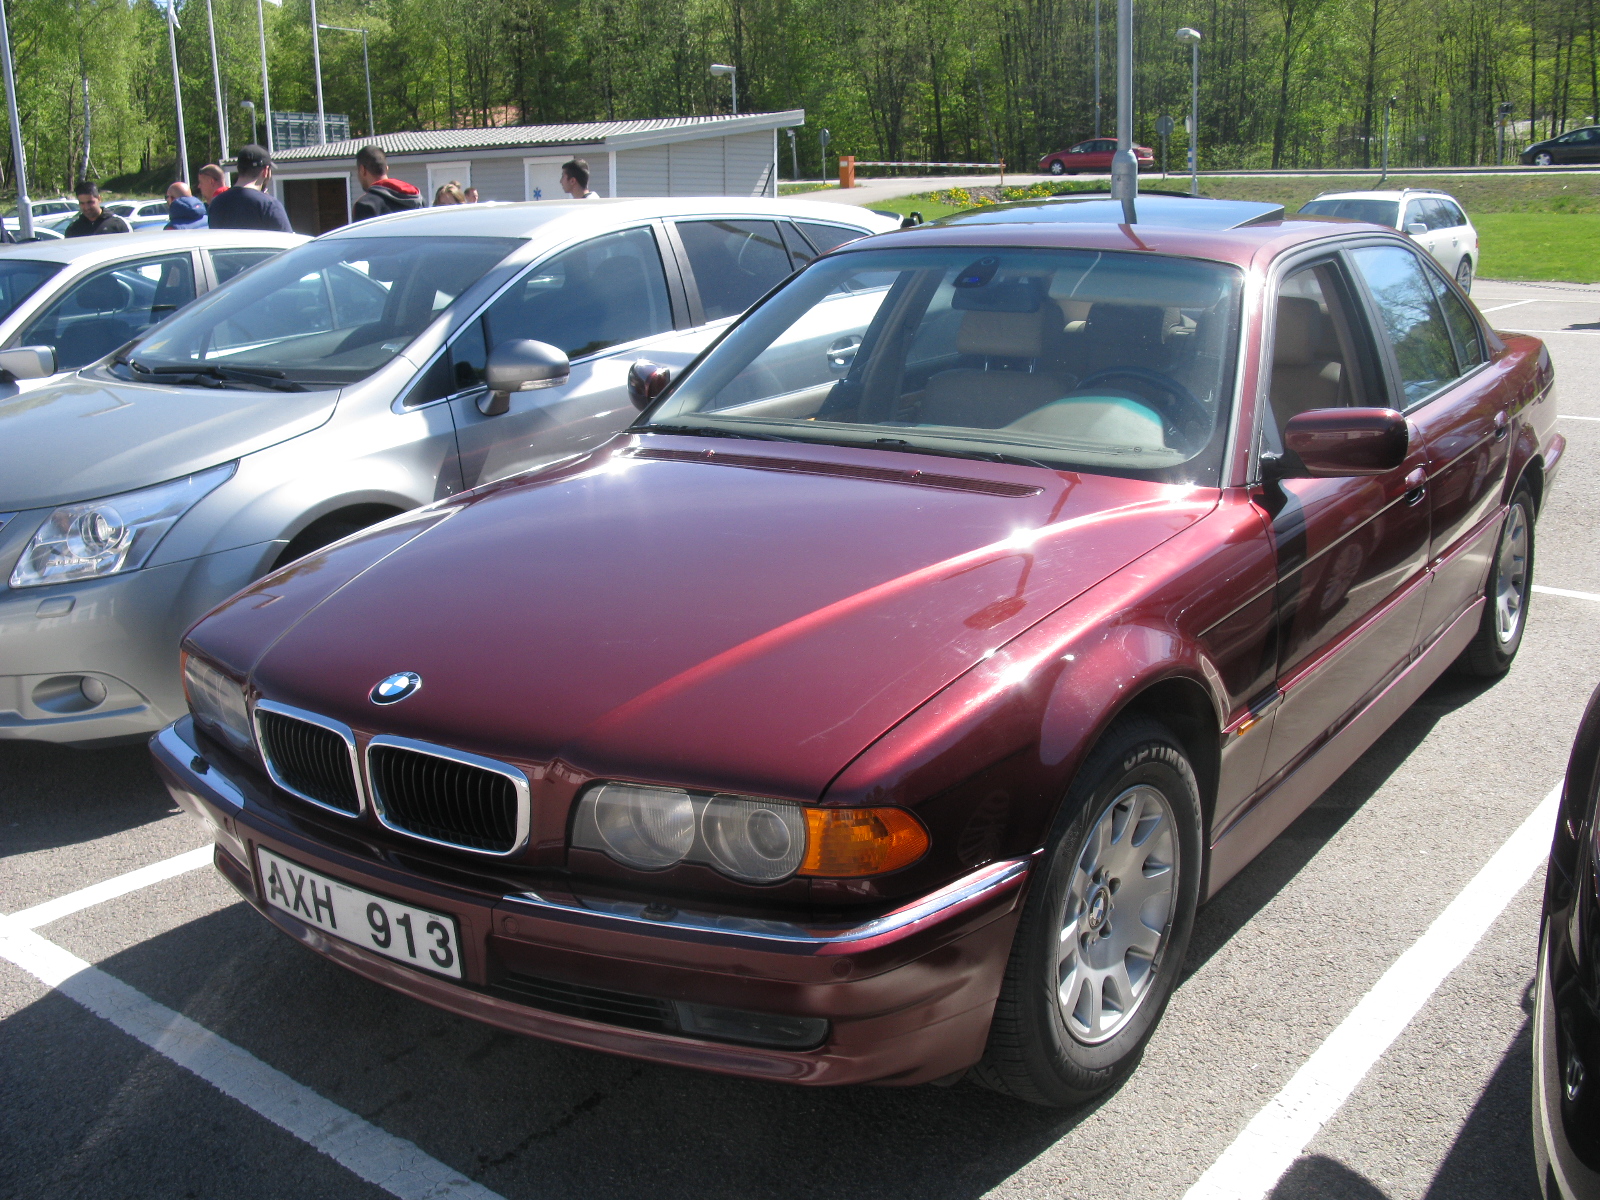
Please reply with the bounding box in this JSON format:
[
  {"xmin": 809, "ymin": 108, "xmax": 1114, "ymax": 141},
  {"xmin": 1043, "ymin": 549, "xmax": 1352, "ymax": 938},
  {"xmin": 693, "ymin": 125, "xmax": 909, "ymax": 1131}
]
[
  {"xmin": 1039, "ymin": 138, "xmax": 1154, "ymax": 174},
  {"xmin": 155, "ymin": 194, "xmax": 1559, "ymax": 1108}
]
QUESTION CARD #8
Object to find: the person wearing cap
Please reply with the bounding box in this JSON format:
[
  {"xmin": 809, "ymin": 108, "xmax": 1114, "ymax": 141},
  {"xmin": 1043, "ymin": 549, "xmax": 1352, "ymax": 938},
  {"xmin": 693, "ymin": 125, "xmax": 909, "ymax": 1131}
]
[
  {"xmin": 164, "ymin": 181, "xmax": 209, "ymax": 230},
  {"xmin": 207, "ymin": 144, "xmax": 293, "ymax": 232}
]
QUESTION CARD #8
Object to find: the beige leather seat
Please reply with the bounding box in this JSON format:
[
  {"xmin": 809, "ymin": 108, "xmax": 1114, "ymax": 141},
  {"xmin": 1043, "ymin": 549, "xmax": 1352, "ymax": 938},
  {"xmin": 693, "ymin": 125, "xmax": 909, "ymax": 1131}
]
[
  {"xmin": 919, "ymin": 308, "xmax": 1068, "ymax": 428},
  {"xmin": 1269, "ymin": 296, "xmax": 1344, "ymax": 432}
]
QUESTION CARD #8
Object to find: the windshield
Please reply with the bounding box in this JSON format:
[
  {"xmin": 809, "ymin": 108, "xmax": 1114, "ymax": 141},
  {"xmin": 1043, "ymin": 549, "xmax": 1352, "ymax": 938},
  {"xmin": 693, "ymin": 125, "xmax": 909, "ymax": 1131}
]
[
  {"xmin": 0, "ymin": 259, "xmax": 65, "ymax": 323},
  {"xmin": 645, "ymin": 246, "xmax": 1244, "ymax": 485},
  {"xmin": 123, "ymin": 236, "xmax": 521, "ymax": 387},
  {"xmin": 1298, "ymin": 198, "xmax": 1400, "ymax": 227}
]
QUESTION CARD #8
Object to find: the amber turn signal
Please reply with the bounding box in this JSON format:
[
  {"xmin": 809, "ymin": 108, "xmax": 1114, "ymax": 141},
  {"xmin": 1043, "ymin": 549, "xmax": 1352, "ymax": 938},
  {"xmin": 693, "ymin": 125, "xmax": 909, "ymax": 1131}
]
[{"xmin": 797, "ymin": 807, "xmax": 929, "ymax": 877}]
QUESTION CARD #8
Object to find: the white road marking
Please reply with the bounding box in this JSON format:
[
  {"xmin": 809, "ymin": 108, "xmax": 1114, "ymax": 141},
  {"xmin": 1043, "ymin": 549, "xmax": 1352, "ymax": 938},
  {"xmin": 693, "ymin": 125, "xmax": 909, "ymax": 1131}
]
[
  {"xmin": 1500, "ymin": 327, "xmax": 1600, "ymax": 335},
  {"xmin": 9, "ymin": 846, "xmax": 214, "ymax": 929},
  {"xmin": 1182, "ymin": 783, "xmax": 1559, "ymax": 1200},
  {"xmin": 0, "ymin": 915, "xmax": 506, "ymax": 1200},
  {"xmin": 1478, "ymin": 299, "xmax": 1541, "ymax": 312},
  {"xmin": 1533, "ymin": 584, "xmax": 1600, "ymax": 603},
  {"xmin": 1559, "ymin": 414, "xmax": 1600, "ymax": 421}
]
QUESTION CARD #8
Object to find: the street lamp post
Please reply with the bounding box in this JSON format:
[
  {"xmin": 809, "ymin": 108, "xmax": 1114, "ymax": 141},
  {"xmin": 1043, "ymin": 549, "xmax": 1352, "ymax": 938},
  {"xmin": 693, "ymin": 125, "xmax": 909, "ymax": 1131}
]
[
  {"xmin": 710, "ymin": 63, "xmax": 736, "ymax": 116},
  {"xmin": 319, "ymin": 24, "xmax": 374, "ymax": 136},
  {"xmin": 1109, "ymin": 0, "xmax": 1138, "ymax": 223},
  {"xmin": 1176, "ymin": 27, "xmax": 1201, "ymax": 195},
  {"xmin": 0, "ymin": 0, "xmax": 31, "ymax": 239},
  {"xmin": 241, "ymin": 99, "xmax": 256, "ymax": 145},
  {"xmin": 1093, "ymin": 0, "xmax": 1103, "ymax": 139},
  {"xmin": 1379, "ymin": 94, "xmax": 1397, "ymax": 184},
  {"xmin": 819, "ymin": 127, "xmax": 830, "ymax": 178},
  {"xmin": 785, "ymin": 127, "xmax": 798, "ymax": 180}
]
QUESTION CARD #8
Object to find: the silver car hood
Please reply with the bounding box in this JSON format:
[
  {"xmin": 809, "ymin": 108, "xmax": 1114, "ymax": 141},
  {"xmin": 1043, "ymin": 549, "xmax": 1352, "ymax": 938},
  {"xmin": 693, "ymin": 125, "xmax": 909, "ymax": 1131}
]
[{"xmin": 0, "ymin": 374, "xmax": 339, "ymax": 509}]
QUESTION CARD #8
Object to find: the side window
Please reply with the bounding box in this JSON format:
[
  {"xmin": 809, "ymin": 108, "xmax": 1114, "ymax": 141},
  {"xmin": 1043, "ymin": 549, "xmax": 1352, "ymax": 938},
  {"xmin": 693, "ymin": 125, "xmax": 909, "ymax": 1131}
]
[
  {"xmin": 1424, "ymin": 265, "xmax": 1485, "ymax": 372},
  {"xmin": 1267, "ymin": 262, "xmax": 1372, "ymax": 439},
  {"xmin": 795, "ymin": 221, "xmax": 866, "ymax": 256},
  {"xmin": 210, "ymin": 248, "xmax": 279, "ymax": 286},
  {"xmin": 482, "ymin": 226, "xmax": 672, "ymax": 359},
  {"xmin": 1350, "ymin": 245, "xmax": 1461, "ymax": 407},
  {"xmin": 779, "ymin": 221, "xmax": 820, "ymax": 266},
  {"xmin": 21, "ymin": 254, "xmax": 197, "ymax": 370},
  {"xmin": 1436, "ymin": 200, "xmax": 1467, "ymax": 229},
  {"xmin": 676, "ymin": 219, "xmax": 793, "ymax": 321},
  {"xmin": 402, "ymin": 317, "xmax": 489, "ymax": 406}
]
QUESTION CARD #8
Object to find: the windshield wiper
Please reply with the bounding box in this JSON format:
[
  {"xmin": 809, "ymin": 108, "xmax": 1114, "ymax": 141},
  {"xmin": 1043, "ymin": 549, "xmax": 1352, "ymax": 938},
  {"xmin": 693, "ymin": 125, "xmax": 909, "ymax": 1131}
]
[
  {"xmin": 870, "ymin": 438, "xmax": 1057, "ymax": 470},
  {"xmin": 122, "ymin": 361, "xmax": 306, "ymax": 392}
]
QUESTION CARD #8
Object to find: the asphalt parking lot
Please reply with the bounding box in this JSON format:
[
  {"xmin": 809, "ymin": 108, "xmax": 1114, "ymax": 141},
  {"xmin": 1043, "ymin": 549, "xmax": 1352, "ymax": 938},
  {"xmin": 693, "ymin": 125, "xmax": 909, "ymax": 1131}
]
[{"xmin": 4, "ymin": 277, "xmax": 1600, "ymax": 1200}]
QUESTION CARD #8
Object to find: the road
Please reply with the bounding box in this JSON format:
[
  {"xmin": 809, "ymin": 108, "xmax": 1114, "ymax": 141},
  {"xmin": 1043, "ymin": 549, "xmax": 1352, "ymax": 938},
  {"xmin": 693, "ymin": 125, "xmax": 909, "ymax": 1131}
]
[{"xmin": 4, "ymin": 279, "xmax": 1600, "ymax": 1198}]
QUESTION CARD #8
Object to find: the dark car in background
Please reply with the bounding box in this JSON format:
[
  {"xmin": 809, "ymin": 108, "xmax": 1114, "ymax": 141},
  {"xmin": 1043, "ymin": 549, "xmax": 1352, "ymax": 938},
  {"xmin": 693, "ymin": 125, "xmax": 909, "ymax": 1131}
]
[
  {"xmin": 1038, "ymin": 139, "xmax": 1154, "ymax": 174},
  {"xmin": 1522, "ymin": 126, "xmax": 1600, "ymax": 166},
  {"xmin": 1534, "ymin": 681, "xmax": 1600, "ymax": 1199}
]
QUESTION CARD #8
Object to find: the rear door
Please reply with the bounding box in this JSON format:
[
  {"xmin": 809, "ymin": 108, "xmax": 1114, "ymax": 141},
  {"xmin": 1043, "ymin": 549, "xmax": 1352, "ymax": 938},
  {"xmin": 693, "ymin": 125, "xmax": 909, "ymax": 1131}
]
[
  {"xmin": 1348, "ymin": 242, "xmax": 1509, "ymax": 646},
  {"xmin": 1251, "ymin": 253, "xmax": 1433, "ymax": 794}
]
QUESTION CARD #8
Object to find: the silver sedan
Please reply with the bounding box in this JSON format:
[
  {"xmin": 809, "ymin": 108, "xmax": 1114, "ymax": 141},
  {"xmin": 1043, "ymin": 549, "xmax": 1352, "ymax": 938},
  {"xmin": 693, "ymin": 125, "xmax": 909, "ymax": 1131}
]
[{"xmin": 0, "ymin": 197, "xmax": 896, "ymax": 746}]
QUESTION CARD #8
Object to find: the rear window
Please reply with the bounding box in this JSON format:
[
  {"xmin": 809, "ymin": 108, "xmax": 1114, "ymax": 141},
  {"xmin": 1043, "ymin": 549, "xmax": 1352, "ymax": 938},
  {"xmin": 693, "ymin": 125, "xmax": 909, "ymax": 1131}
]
[{"xmin": 1297, "ymin": 199, "xmax": 1401, "ymax": 228}]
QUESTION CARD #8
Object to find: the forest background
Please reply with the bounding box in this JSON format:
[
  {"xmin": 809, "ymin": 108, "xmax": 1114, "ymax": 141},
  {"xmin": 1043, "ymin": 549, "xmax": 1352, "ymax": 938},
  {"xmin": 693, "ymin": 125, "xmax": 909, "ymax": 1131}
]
[{"xmin": 6, "ymin": 0, "xmax": 1599, "ymax": 198}]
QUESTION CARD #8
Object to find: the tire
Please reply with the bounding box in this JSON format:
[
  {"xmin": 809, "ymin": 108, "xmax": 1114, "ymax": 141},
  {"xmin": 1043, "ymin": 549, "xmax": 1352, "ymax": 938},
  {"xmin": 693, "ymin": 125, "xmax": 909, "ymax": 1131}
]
[
  {"xmin": 1456, "ymin": 256, "xmax": 1474, "ymax": 294},
  {"xmin": 1050, "ymin": 161, "xmax": 1066, "ymax": 175},
  {"xmin": 972, "ymin": 716, "xmax": 1203, "ymax": 1106},
  {"xmin": 1535, "ymin": 152, "xmax": 1555, "ymax": 166},
  {"xmin": 272, "ymin": 506, "xmax": 400, "ymax": 571},
  {"xmin": 1457, "ymin": 484, "xmax": 1535, "ymax": 677}
]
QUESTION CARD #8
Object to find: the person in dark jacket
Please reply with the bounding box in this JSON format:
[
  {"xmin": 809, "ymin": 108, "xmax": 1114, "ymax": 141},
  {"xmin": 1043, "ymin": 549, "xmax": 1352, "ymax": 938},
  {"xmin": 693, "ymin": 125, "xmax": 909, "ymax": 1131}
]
[
  {"xmin": 351, "ymin": 146, "xmax": 424, "ymax": 221},
  {"xmin": 64, "ymin": 181, "xmax": 132, "ymax": 237},
  {"xmin": 164, "ymin": 181, "xmax": 209, "ymax": 230},
  {"xmin": 208, "ymin": 145, "xmax": 294, "ymax": 232}
]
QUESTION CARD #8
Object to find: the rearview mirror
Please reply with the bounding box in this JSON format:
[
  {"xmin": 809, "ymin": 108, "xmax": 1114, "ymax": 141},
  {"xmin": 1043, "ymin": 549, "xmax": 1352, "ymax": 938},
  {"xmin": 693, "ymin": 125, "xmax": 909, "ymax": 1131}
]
[
  {"xmin": 1279, "ymin": 407, "xmax": 1409, "ymax": 477},
  {"xmin": 479, "ymin": 339, "xmax": 569, "ymax": 416},
  {"xmin": 0, "ymin": 344, "xmax": 56, "ymax": 380},
  {"xmin": 1405, "ymin": 222, "xmax": 1428, "ymax": 236},
  {"xmin": 627, "ymin": 359, "xmax": 672, "ymax": 410}
]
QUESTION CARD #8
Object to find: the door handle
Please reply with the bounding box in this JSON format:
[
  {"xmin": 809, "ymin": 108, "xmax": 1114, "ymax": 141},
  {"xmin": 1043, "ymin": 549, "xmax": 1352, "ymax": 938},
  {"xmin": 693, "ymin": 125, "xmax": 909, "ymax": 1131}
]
[
  {"xmin": 1493, "ymin": 410, "xmax": 1510, "ymax": 441},
  {"xmin": 1404, "ymin": 467, "xmax": 1427, "ymax": 505}
]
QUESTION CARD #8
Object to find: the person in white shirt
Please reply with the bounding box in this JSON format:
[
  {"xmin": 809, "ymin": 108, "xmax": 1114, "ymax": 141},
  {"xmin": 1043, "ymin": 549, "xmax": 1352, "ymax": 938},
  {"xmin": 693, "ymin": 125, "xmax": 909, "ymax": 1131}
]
[{"xmin": 560, "ymin": 159, "xmax": 599, "ymax": 199}]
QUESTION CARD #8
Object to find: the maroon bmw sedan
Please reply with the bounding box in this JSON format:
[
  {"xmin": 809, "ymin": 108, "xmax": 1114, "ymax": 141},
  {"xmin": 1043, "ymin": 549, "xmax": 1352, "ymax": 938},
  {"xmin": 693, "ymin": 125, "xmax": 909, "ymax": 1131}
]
[{"xmin": 153, "ymin": 194, "xmax": 1561, "ymax": 1106}]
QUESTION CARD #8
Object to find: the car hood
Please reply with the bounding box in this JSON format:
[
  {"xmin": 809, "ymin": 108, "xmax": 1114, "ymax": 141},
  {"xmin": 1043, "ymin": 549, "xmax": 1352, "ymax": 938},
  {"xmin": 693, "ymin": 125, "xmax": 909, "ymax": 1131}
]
[
  {"xmin": 237, "ymin": 438, "xmax": 1217, "ymax": 800},
  {"xmin": 0, "ymin": 374, "xmax": 338, "ymax": 509}
]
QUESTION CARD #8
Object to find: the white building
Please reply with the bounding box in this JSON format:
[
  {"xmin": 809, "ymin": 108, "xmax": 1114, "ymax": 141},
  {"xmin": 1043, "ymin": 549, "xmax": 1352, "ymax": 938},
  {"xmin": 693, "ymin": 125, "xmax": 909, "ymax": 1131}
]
[{"xmin": 268, "ymin": 111, "xmax": 804, "ymax": 235}]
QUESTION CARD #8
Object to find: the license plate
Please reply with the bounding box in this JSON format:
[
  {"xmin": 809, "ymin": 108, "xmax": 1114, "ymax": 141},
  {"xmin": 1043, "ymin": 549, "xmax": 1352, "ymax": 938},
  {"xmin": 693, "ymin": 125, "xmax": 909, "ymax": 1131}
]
[{"xmin": 256, "ymin": 847, "xmax": 463, "ymax": 980}]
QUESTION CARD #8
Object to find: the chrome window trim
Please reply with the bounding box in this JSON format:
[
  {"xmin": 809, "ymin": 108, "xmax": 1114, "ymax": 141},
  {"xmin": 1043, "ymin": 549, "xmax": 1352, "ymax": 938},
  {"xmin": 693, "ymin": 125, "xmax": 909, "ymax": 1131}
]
[
  {"xmin": 251, "ymin": 698, "xmax": 366, "ymax": 819},
  {"xmin": 365, "ymin": 733, "xmax": 532, "ymax": 857},
  {"xmin": 503, "ymin": 856, "xmax": 1031, "ymax": 947}
]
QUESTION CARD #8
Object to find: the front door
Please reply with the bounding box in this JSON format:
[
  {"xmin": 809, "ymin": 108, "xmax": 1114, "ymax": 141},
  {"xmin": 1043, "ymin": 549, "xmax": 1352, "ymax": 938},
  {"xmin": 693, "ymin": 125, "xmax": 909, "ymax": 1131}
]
[
  {"xmin": 1348, "ymin": 243, "xmax": 1510, "ymax": 645},
  {"xmin": 1252, "ymin": 256, "xmax": 1433, "ymax": 792}
]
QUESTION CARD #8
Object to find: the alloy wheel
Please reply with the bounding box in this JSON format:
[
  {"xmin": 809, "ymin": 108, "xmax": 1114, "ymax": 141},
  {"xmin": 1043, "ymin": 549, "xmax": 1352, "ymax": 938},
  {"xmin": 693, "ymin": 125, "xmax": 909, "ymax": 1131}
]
[
  {"xmin": 1056, "ymin": 784, "xmax": 1177, "ymax": 1044},
  {"xmin": 1495, "ymin": 502, "xmax": 1531, "ymax": 646},
  {"xmin": 1536, "ymin": 152, "xmax": 1554, "ymax": 165},
  {"xmin": 1456, "ymin": 257, "xmax": 1473, "ymax": 293},
  {"xmin": 1050, "ymin": 161, "xmax": 1066, "ymax": 175}
]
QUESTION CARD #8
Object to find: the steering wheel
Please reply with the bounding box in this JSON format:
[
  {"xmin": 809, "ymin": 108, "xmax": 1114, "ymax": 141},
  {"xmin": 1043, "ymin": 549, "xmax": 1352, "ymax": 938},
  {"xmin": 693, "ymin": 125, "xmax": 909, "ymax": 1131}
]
[{"xmin": 1077, "ymin": 366, "xmax": 1211, "ymax": 446}]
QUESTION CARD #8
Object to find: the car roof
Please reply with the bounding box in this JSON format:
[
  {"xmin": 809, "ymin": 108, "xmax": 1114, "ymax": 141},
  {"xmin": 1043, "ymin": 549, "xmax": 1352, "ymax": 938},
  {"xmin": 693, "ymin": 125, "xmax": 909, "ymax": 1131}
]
[
  {"xmin": 320, "ymin": 196, "xmax": 900, "ymax": 242},
  {"xmin": 934, "ymin": 192, "xmax": 1285, "ymax": 230},
  {"xmin": 0, "ymin": 228, "xmax": 307, "ymax": 266},
  {"xmin": 1307, "ymin": 188, "xmax": 1461, "ymax": 202}
]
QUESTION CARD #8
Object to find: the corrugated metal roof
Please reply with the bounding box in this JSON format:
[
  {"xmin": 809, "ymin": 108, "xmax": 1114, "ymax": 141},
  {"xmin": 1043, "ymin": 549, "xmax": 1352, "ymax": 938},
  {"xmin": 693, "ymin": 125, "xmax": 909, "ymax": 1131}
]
[{"xmin": 272, "ymin": 113, "xmax": 799, "ymax": 162}]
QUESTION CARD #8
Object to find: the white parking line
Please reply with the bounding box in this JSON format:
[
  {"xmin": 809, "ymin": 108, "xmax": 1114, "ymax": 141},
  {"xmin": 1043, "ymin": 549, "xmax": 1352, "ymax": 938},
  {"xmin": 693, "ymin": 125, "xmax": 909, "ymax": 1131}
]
[
  {"xmin": 1500, "ymin": 327, "xmax": 1600, "ymax": 335},
  {"xmin": 1182, "ymin": 783, "xmax": 1559, "ymax": 1200},
  {"xmin": 0, "ymin": 914, "xmax": 506, "ymax": 1200},
  {"xmin": 1560, "ymin": 414, "xmax": 1600, "ymax": 421},
  {"xmin": 8, "ymin": 845, "xmax": 214, "ymax": 929},
  {"xmin": 1533, "ymin": 584, "xmax": 1600, "ymax": 603},
  {"xmin": 1478, "ymin": 299, "xmax": 1541, "ymax": 312}
]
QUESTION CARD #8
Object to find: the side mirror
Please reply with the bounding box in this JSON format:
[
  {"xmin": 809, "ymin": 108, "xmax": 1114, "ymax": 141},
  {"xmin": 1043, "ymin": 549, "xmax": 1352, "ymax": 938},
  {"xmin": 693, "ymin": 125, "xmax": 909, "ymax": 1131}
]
[
  {"xmin": 627, "ymin": 359, "xmax": 672, "ymax": 410},
  {"xmin": 900, "ymin": 211, "xmax": 925, "ymax": 229},
  {"xmin": 1405, "ymin": 222, "xmax": 1428, "ymax": 236},
  {"xmin": 0, "ymin": 344, "xmax": 56, "ymax": 380},
  {"xmin": 1280, "ymin": 407, "xmax": 1409, "ymax": 477},
  {"xmin": 479, "ymin": 339, "xmax": 569, "ymax": 416}
]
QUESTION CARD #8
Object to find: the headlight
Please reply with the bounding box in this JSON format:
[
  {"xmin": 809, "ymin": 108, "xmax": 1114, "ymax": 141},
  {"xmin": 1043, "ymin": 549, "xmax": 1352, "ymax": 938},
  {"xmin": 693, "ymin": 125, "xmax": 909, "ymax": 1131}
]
[
  {"xmin": 572, "ymin": 783, "xmax": 928, "ymax": 883},
  {"xmin": 9, "ymin": 463, "xmax": 235, "ymax": 588},
  {"xmin": 181, "ymin": 652, "xmax": 252, "ymax": 754}
]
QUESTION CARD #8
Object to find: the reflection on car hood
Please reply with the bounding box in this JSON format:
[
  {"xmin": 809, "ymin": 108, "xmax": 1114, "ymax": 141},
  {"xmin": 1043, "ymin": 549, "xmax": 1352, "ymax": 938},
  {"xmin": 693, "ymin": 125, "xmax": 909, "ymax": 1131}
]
[
  {"xmin": 239, "ymin": 437, "xmax": 1217, "ymax": 799},
  {"xmin": 0, "ymin": 375, "xmax": 338, "ymax": 509}
]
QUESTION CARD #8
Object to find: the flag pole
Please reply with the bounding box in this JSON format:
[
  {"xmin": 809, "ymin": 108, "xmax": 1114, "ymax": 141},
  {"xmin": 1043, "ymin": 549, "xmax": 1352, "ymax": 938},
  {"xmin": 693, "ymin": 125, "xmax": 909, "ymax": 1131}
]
[
  {"xmin": 256, "ymin": 0, "xmax": 273, "ymax": 155},
  {"xmin": 167, "ymin": 0, "xmax": 190, "ymax": 182},
  {"xmin": 0, "ymin": 0, "xmax": 31, "ymax": 239},
  {"xmin": 308, "ymin": 0, "xmax": 326, "ymax": 143},
  {"xmin": 205, "ymin": 0, "xmax": 228, "ymax": 162}
]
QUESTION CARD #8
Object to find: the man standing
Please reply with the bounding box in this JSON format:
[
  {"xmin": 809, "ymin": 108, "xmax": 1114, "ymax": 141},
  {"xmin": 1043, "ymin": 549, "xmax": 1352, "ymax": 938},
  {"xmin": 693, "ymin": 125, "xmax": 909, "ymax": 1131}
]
[
  {"xmin": 164, "ymin": 181, "xmax": 209, "ymax": 230},
  {"xmin": 560, "ymin": 159, "xmax": 599, "ymax": 199},
  {"xmin": 350, "ymin": 146, "xmax": 423, "ymax": 221},
  {"xmin": 196, "ymin": 164, "xmax": 229, "ymax": 205},
  {"xmin": 63, "ymin": 181, "xmax": 132, "ymax": 237},
  {"xmin": 208, "ymin": 145, "xmax": 294, "ymax": 232}
]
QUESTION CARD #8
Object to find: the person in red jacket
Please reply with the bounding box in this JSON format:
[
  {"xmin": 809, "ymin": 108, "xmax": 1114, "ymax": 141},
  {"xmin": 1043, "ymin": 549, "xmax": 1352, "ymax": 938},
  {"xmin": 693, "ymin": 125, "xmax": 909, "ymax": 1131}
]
[{"xmin": 350, "ymin": 146, "xmax": 424, "ymax": 221}]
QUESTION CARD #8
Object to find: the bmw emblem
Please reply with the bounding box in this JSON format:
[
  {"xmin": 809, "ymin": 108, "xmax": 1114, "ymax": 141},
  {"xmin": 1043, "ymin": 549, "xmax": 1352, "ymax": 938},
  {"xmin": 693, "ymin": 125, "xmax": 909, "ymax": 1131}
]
[{"xmin": 370, "ymin": 672, "xmax": 422, "ymax": 704}]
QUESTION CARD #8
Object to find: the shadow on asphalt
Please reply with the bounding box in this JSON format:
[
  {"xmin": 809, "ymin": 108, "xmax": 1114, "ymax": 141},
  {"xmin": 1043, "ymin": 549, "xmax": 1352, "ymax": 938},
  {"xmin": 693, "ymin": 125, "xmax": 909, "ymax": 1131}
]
[
  {"xmin": 0, "ymin": 740, "xmax": 177, "ymax": 859},
  {"xmin": 1184, "ymin": 669, "xmax": 1500, "ymax": 981}
]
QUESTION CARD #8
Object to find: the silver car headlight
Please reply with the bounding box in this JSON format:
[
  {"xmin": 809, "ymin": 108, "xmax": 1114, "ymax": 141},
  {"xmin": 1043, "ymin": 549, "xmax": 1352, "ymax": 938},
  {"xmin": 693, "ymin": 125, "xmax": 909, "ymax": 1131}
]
[
  {"xmin": 181, "ymin": 652, "xmax": 253, "ymax": 755},
  {"xmin": 9, "ymin": 463, "xmax": 235, "ymax": 588}
]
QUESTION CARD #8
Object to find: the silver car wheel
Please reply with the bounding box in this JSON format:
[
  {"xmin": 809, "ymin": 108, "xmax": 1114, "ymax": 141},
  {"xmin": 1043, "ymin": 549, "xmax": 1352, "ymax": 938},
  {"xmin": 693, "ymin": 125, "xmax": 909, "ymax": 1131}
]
[
  {"xmin": 1535, "ymin": 152, "xmax": 1555, "ymax": 166},
  {"xmin": 1057, "ymin": 784, "xmax": 1177, "ymax": 1045},
  {"xmin": 1495, "ymin": 502, "xmax": 1531, "ymax": 646},
  {"xmin": 1456, "ymin": 256, "xmax": 1473, "ymax": 293}
]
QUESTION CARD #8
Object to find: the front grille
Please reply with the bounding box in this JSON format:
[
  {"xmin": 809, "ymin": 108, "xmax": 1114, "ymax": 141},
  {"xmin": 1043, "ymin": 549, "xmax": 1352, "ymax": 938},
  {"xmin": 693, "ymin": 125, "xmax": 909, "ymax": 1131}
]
[
  {"xmin": 257, "ymin": 710, "xmax": 360, "ymax": 814},
  {"xmin": 490, "ymin": 972, "xmax": 675, "ymax": 1033},
  {"xmin": 368, "ymin": 744, "xmax": 521, "ymax": 853}
]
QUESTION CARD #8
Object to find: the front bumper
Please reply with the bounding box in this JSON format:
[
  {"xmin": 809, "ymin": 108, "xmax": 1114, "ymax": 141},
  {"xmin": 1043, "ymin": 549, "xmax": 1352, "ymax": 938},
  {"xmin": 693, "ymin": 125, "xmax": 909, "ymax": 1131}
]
[
  {"xmin": 150, "ymin": 718, "xmax": 1029, "ymax": 1086},
  {"xmin": 0, "ymin": 541, "xmax": 273, "ymax": 745}
]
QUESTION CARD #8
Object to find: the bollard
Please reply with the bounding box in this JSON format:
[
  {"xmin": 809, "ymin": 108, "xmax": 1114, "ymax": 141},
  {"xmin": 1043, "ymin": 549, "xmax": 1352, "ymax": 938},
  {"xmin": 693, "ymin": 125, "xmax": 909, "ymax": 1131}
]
[{"xmin": 838, "ymin": 155, "xmax": 856, "ymax": 189}]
